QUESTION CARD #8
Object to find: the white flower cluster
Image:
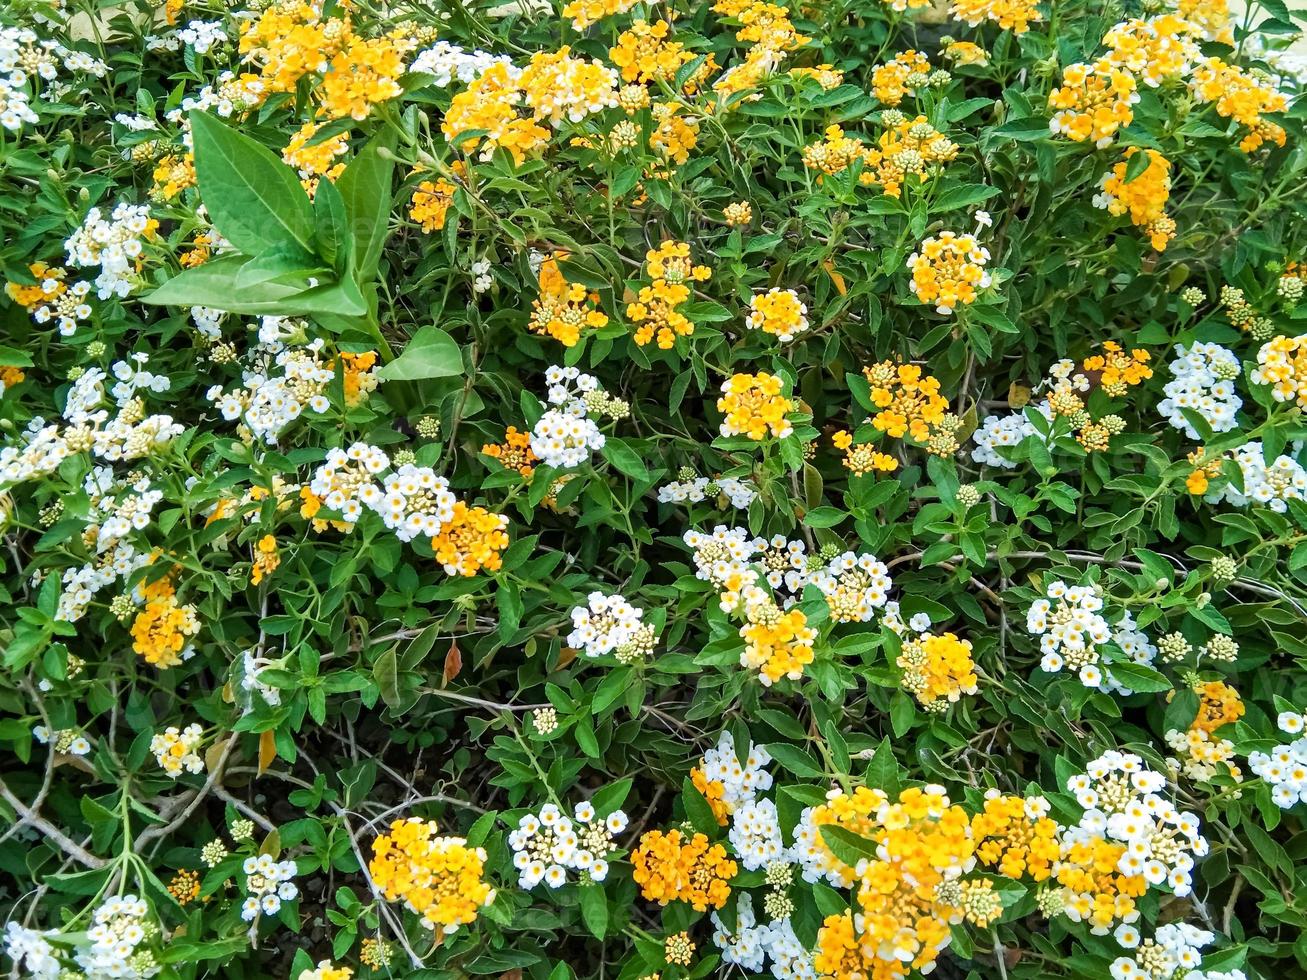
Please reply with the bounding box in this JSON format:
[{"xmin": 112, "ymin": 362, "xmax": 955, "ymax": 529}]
[
  {"xmin": 78, "ymin": 894, "xmax": 159, "ymax": 980},
  {"xmin": 808, "ymin": 551, "xmax": 893, "ymax": 623},
  {"xmin": 2, "ymin": 922, "xmax": 59, "ymax": 980},
  {"xmin": 971, "ymin": 410, "xmax": 1039, "ymax": 468},
  {"xmin": 62, "ymin": 360, "xmax": 184, "ymax": 462},
  {"xmin": 657, "ymin": 475, "xmax": 758, "ymax": 509},
  {"xmin": 471, "ymin": 258, "xmax": 492, "ymax": 293},
  {"xmin": 150, "ymin": 723, "xmax": 205, "ymax": 778},
  {"xmin": 699, "ymin": 731, "xmax": 774, "ymax": 813},
  {"xmin": 508, "ymin": 800, "xmax": 627, "ymax": 888},
  {"xmin": 238, "ymin": 648, "xmax": 283, "ymax": 709},
  {"xmin": 711, "ymin": 893, "xmax": 769, "ymax": 971},
  {"xmin": 30, "ymin": 276, "xmax": 93, "ymax": 336},
  {"xmin": 34, "ymin": 725, "xmax": 92, "ymax": 756},
  {"xmin": 792, "ymin": 787, "xmax": 873, "ymax": 887},
  {"xmin": 1205, "ymin": 442, "xmax": 1307, "ymax": 513},
  {"xmin": 529, "ymin": 366, "xmax": 607, "ymax": 469},
  {"xmin": 309, "ymin": 443, "xmax": 390, "ymax": 523},
  {"xmin": 175, "ymin": 20, "xmax": 228, "ymax": 53},
  {"xmin": 65, "ymin": 202, "xmax": 154, "ymax": 299},
  {"xmin": 1110, "ymin": 923, "xmax": 1215, "ymax": 980},
  {"xmin": 0, "ymin": 421, "xmax": 72, "ymax": 489},
  {"xmin": 56, "ymin": 538, "xmax": 150, "ymax": 622},
  {"xmin": 375, "ymin": 464, "xmax": 457, "ymax": 541},
  {"xmin": 240, "ymin": 853, "xmax": 300, "ymax": 921},
  {"xmin": 760, "ymin": 918, "xmax": 816, "ymax": 980},
  {"xmin": 729, "ymin": 798, "xmax": 786, "ymax": 870},
  {"xmin": 166, "ymin": 71, "xmax": 265, "ymax": 124},
  {"xmin": 1026, "ymin": 580, "xmax": 1114, "ymax": 687},
  {"xmin": 1158, "ymin": 342, "xmax": 1242, "ymax": 439},
  {"xmin": 1, "ymin": 26, "xmax": 106, "ymax": 132},
  {"xmin": 410, "ymin": 41, "xmax": 511, "ymax": 87},
  {"xmin": 1063, "ymin": 750, "xmax": 1206, "ymax": 918},
  {"xmin": 1247, "ymin": 709, "xmax": 1307, "ymax": 809},
  {"xmin": 567, "ymin": 591, "xmax": 647, "ymax": 657}
]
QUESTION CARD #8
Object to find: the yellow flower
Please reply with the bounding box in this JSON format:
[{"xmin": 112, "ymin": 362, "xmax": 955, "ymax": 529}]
[
  {"xmin": 941, "ymin": 40, "xmax": 989, "ymax": 66},
  {"xmin": 746, "ymin": 287, "xmax": 809, "ymax": 342},
  {"xmin": 626, "ymin": 240, "xmax": 712, "ymax": 348},
  {"xmin": 949, "ymin": 0, "xmax": 1042, "ymax": 34},
  {"xmin": 369, "ymin": 817, "xmax": 494, "ymax": 934},
  {"xmin": 250, "ymin": 534, "xmax": 280, "ymax": 585},
  {"xmin": 1189, "ymin": 57, "xmax": 1289, "ymax": 152},
  {"xmin": 131, "ymin": 576, "xmax": 201, "ymax": 669},
  {"xmin": 298, "ymin": 962, "xmax": 352, "ymax": 980},
  {"xmin": 717, "ymin": 372, "xmax": 793, "ymax": 440},
  {"xmin": 609, "ymin": 20, "xmax": 693, "ymax": 85},
  {"xmin": 283, "ymin": 121, "xmax": 349, "ymax": 194},
  {"xmin": 1253, "ymin": 334, "xmax": 1307, "ymax": 408},
  {"xmin": 410, "ymin": 178, "xmax": 457, "ymax": 233},
  {"xmin": 897, "ymin": 631, "xmax": 978, "ymax": 709},
  {"xmin": 832, "ymin": 430, "xmax": 899, "ymax": 476},
  {"xmin": 971, "ymin": 794, "xmax": 1060, "ymax": 882},
  {"xmin": 150, "ymin": 153, "xmax": 196, "ymax": 200},
  {"xmin": 871, "ymin": 50, "xmax": 930, "ymax": 106},
  {"xmin": 1095, "ymin": 148, "xmax": 1175, "ymax": 252},
  {"xmin": 482, "ymin": 427, "xmax": 539, "ymax": 478},
  {"xmin": 631, "ymin": 829, "xmax": 736, "ymax": 910},
  {"xmin": 443, "ymin": 63, "xmax": 551, "ymax": 164},
  {"xmin": 1049, "ymin": 60, "xmax": 1139, "ymax": 147},
  {"xmin": 650, "ymin": 101, "xmax": 699, "ymax": 165},
  {"xmin": 723, "ymin": 201, "xmax": 753, "ymax": 226},
  {"xmin": 561, "ymin": 0, "xmax": 637, "ymax": 30},
  {"xmin": 320, "ymin": 35, "xmax": 409, "ymax": 121},
  {"xmin": 529, "ymin": 255, "xmax": 608, "ymax": 347},
  {"xmin": 433, "ymin": 502, "xmax": 509, "ymax": 576},
  {"xmin": 906, "ymin": 231, "xmax": 991, "ymax": 315},
  {"xmin": 740, "ymin": 605, "xmax": 816, "ymax": 683}
]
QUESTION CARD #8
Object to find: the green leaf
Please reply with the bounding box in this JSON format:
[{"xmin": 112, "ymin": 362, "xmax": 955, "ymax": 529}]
[
  {"xmin": 602, "ymin": 437, "xmax": 650, "ymax": 481},
  {"xmin": 0, "ymin": 345, "xmax": 33, "ymax": 367},
  {"xmin": 377, "ymin": 326, "xmax": 464, "ymax": 381},
  {"xmin": 579, "ymin": 884, "xmax": 609, "ymax": 939},
  {"xmin": 682, "ymin": 776, "xmax": 721, "ymax": 833},
  {"xmin": 766, "ymin": 743, "xmax": 824, "ymax": 778},
  {"xmin": 189, "ymin": 110, "xmax": 314, "ymax": 256},
  {"xmin": 337, "ymin": 130, "xmax": 396, "ymax": 282},
  {"xmin": 932, "ymin": 184, "xmax": 1000, "ymax": 213},
  {"xmin": 1106, "ymin": 661, "xmax": 1172, "ymax": 693},
  {"xmin": 313, "ymin": 175, "xmax": 354, "ymax": 274},
  {"xmin": 819, "ymin": 824, "xmax": 876, "ymax": 866}
]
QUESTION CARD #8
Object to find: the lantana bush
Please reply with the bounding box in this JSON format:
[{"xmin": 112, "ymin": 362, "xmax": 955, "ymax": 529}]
[{"xmin": 4, "ymin": 0, "xmax": 1307, "ymax": 978}]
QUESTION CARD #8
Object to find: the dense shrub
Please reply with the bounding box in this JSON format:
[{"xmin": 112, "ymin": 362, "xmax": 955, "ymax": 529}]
[{"xmin": 2, "ymin": 0, "xmax": 1307, "ymax": 978}]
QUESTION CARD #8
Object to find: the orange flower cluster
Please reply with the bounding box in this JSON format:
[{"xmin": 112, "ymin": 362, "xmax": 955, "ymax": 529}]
[
  {"xmin": 897, "ymin": 631, "xmax": 978, "ymax": 710},
  {"xmin": 131, "ymin": 576, "xmax": 201, "ymax": 669},
  {"xmin": 320, "ymin": 34, "xmax": 410, "ymax": 121},
  {"xmin": 626, "ymin": 240, "xmax": 712, "ymax": 348},
  {"xmin": 250, "ymin": 534, "xmax": 279, "ymax": 585},
  {"xmin": 283, "ymin": 121, "xmax": 349, "ymax": 194},
  {"xmin": 1048, "ymin": 60, "xmax": 1139, "ymax": 147},
  {"xmin": 971, "ymin": 793, "xmax": 1060, "ymax": 881},
  {"xmin": 529, "ymin": 255, "xmax": 609, "ymax": 347},
  {"xmin": 610, "ymin": 20, "xmax": 693, "ymax": 85},
  {"xmin": 5, "ymin": 261, "xmax": 69, "ymax": 310},
  {"xmin": 369, "ymin": 817, "xmax": 495, "ymax": 934},
  {"xmin": 1095, "ymin": 148, "xmax": 1175, "ymax": 252},
  {"xmin": 1196, "ymin": 41, "xmax": 1282, "ymax": 121},
  {"xmin": 239, "ymin": 1, "xmax": 353, "ymax": 96},
  {"xmin": 871, "ymin": 50, "xmax": 930, "ymax": 106},
  {"xmin": 1191, "ymin": 679, "xmax": 1244, "ymax": 734},
  {"xmin": 482, "ymin": 427, "xmax": 538, "ymax": 478},
  {"xmin": 433, "ymin": 502, "xmax": 509, "ymax": 576},
  {"xmin": 151, "ymin": 153, "xmax": 196, "ymax": 200},
  {"xmin": 410, "ymin": 178, "xmax": 457, "ymax": 233},
  {"xmin": 631, "ymin": 829, "xmax": 736, "ymax": 911},
  {"xmin": 1082, "ymin": 341, "xmax": 1152, "ymax": 396},
  {"xmin": 906, "ymin": 231, "xmax": 991, "ymax": 315},
  {"xmin": 336, "ymin": 350, "xmax": 379, "ymax": 404},
  {"xmin": 650, "ymin": 102, "xmax": 700, "ymax": 165},
  {"xmin": 443, "ymin": 63, "xmax": 552, "ymax": 164},
  {"xmin": 690, "ymin": 767, "xmax": 731, "ymax": 825},
  {"xmin": 1053, "ymin": 834, "xmax": 1147, "ymax": 932},
  {"xmin": 1185, "ymin": 446, "xmax": 1224, "ymax": 495},
  {"xmin": 863, "ymin": 361, "xmax": 950, "ymax": 443}
]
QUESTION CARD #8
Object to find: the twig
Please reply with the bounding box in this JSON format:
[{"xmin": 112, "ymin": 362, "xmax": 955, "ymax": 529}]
[{"xmin": 0, "ymin": 776, "xmax": 107, "ymax": 869}]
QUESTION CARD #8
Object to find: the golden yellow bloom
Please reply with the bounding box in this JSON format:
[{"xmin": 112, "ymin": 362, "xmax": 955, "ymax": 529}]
[
  {"xmin": 971, "ymin": 794, "xmax": 1060, "ymax": 882},
  {"xmin": 627, "ymin": 240, "xmax": 712, "ymax": 348},
  {"xmin": 482, "ymin": 427, "xmax": 538, "ymax": 478},
  {"xmin": 1253, "ymin": 333, "xmax": 1307, "ymax": 408},
  {"xmin": 250, "ymin": 534, "xmax": 280, "ymax": 585},
  {"xmin": 631, "ymin": 829, "xmax": 736, "ymax": 911},
  {"xmin": 5, "ymin": 262, "xmax": 67, "ymax": 309},
  {"xmin": 723, "ymin": 201, "xmax": 753, "ymax": 226},
  {"xmin": 789, "ymin": 64, "xmax": 844, "ymax": 89},
  {"xmin": 529, "ymin": 256, "xmax": 608, "ymax": 347},
  {"xmin": 950, "ymin": 0, "xmax": 1041, "ymax": 34},
  {"xmin": 1191, "ymin": 679, "xmax": 1244, "ymax": 734},
  {"xmin": 1081, "ymin": 341, "xmax": 1152, "ymax": 396},
  {"xmin": 689, "ymin": 766, "xmax": 731, "ymax": 825},
  {"xmin": 320, "ymin": 35, "xmax": 409, "ymax": 121},
  {"xmin": 941, "ymin": 40, "xmax": 989, "ymax": 66},
  {"xmin": 298, "ymin": 962, "xmax": 352, "ymax": 980},
  {"xmin": 650, "ymin": 101, "xmax": 699, "ymax": 165},
  {"xmin": 1049, "ymin": 60, "xmax": 1138, "ymax": 147},
  {"xmin": 863, "ymin": 361, "xmax": 950, "ymax": 442},
  {"xmin": 239, "ymin": 2, "xmax": 353, "ymax": 95},
  {"xmin": 150, "ymin": 153, "xmax": 196, "ymax": 200},
  {"xmin": 410, "ymin": 178, "xmax": 457, "ymax": 233},
  {"xmin": 561, "ymin": 0, "xmax": 637, "ymax": 30},
  {"xmin": 1095, "ymin": 148, "xmax": 1175, "ymax": 252},
  {"xmin": 1178, "ymin": 0, "xmax": 1233, "ymax": 43},
  {"xmin": 610, "ymin": 20, "xmax": 693, "ymax": 85},
  {"xmin": 131, "ymin": 576, "xmax": 201, "ymax": 669},
  {"xmin": 517, "ymin": 47, "xmax": 619, "ymax": 128},
  {"xmin": 832, "ymin": 430, "xmax": 899, "ymax": 476},
  {"xmin": 336, "ymin": 350, "xmax": 378, "ymax": 404},
  {"xmin": 897, "ymin": 631, "xmax": 978, "ymax": 710},
  {"xmin": 168, "ymin": 869, "xmax": 201, "ymax": 905},
  {"xmin": 740, "ymin": 605, "xmax": 816, "ymax": 684},
  {"xmin": 369, "ymin": 817, "xmax": 494, "ymax": 934},
  {"xmin": 906, "ymin": 231, "xmax": 991, "ymax": 314},
  {"xmin": 433, "ymin": 502, "xmax": 509, "ymax": 576},
  {"xmin": 283, "ymin": 121, "xmax": 349, "ymax": 194},
  {"xmin": 179, "ymin": 231, "xmax": 215, "ymax": 268},
  {"xmin": 1185, "ymin": 447, "xmax": 1223, "ymax": 496},
  {"xmin": 1052, "ymin": 834, "xmax": 1148, "ymax": 933},
  {"xmin": 871, "ymin": 50, "xmax": 930, "ymax": 106},
  {"xmin": 746, "ymin": 287, "xmax": 809, "ymax": 341},
  {"xmin": 0, "ymin": 365, "xmax": 25, "ymax": 391},
  {"xmin": 1102, "ymin": 15, "xmax": 1199, "ymax": 87},
  {"xmin": 443, "ymin": 62, "xmax": 551, "ymax": 164},
  {"xmin": 717, "ymin": 372, "xmax": 793, "ymax": 440}
]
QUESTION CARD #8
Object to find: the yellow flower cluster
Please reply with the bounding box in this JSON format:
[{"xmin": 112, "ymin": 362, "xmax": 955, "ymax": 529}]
[
  {"xmin": 949, "ymin": 0, "xmax": 1041, "ymax": 34},
  {"xmin": 650, "ymin": 102, "xmax": 700, "ymax": 165},
  {"xmin": 832, "ymin": 430, "xmax": 899, "ymax": 476},
  {"xmin": 336, "ymin": 350, "xmax": 379, "ymax": 405},
  {"xmin": 1191, "ymin": 679, "xmax": 1245, "ymax": 734},
  {"xmin": 1048, "ymin": 60, "xmax": 1139, "ymax": 147},
  {"xmin": 941, "ymin": 40, "xmax": 988, "ymax": 66},
  {"xmin": 897, "ymin": 631, "xmax": 978, "ymax": 710},
  {"xmin": 790, "ymin": 65, "xmax": 844, "ymax": 89},
  {"xmin": 239, "ymin": 1, "xmax": 352, "ymax": 96},
  {"xmin": 0, "ymin": 365, "xmax": 25, "ymax": 392},
  {"xmin": 1053, "ymin": 835, "xmax": 1147, "ymax": 932},
  {"xmin": 906, "ymin": 231, "xmax": 991, "ymax": 315},
  {"xmin": 1082, "ymin": 341, "xmax": 1153, "ymax": 397},
  {"xmin": 796, "ymin": 786, "xmax": 883, "ymax": 886},
  {"xmin": 150, "ymin": 723, "xmax": 204, "ymax": 777},
  {"xmin": 740, "ymin": 606, "xmax": 817, "ymax": 684},
  {"xmin": 369, "ymin": 817, "xmax": 495, "ymax": 934},
  {"xmin": 1101, "ymin": 15, "xmax": 1198, "ymax": 87},
  {"xmin": 250, "ymin": 534, "xmax": 279, "ymax": 585},
  {"xmin": 626, "ymin": 240, "xmax": 712, "ymax": 348},
  {"xmin": 320, "ymin": 35, "xmax": 410, "ymax": 121},
  {"xmin": 410, "ymin": 177, "xmax": 457, "ymax": 233},
  {"xmin": 529, "ymin": 255, "xmax": 609, "ymax": 347},
  {"xmin": 168, "ymin": 869, "xmax": 201, "ymax": 905},
  {"xmin": 150, "ymin": 153, "xmax": 196, "ymax": 201},
  {"xmin": 298, "ymin": 961, "xmax": 352, "ymax": 980},
  {"xmin": 433, "ymin": 502, "xmax": 510, "ymax": 577},
  {"xmin": 815, "ymin": 787, "xmax": 982, "ymax": 980},
  {"xmin": 746, "ymin": 287, "xmax": 809, "ymax": 342},
  {"xmin": 482, "ymin": 427, "xmax": 538, "ymax": 478},
  {"xmin": 1095, "ymin": 148, "xmax": 1175, "ymax": 252},
  {"xmin": 1167, "ymin": 725, "xmax": 1242, "ymax": 783},
  {"xmin": 518, "ymin": 47, "xmax": 620, "ymax": 128},
  {"xmin": 561, "ymin": 0, "xmax": 637, "ymax": 30},
  {"xmin": 971, "ymin": 793, "xmax": 1059, "ymax": 881},
  {"xmin": 609, "ymin": 20, "xmax": 692, "ymax": 85},
  {"xmin": 631, "ymin": 829, "xmax": 737, "ymax": 911},
  {"xmin": 717, "ymin": 372, "xmax": 794, "ymax": 440},
  {"xmin": 1252, "ymin": 334, "xmax": 1307, "ymax": 408},
  {"xmin": 723, "ymin": 201, "xmax": 753, "ymax": 226},
  {"xmin": 1178, "ymin": 0, "xmax": 1233, "ymax": 44},
  {"xmin": 1185, "ymin": 446, "xmax": 1224, "ymax": 496},
  {"xmin": 863, "ymin": 361, "xmax": 950, "ymax": 442},
  {"xmin": 443, "ymin": 63, "xmax": 552, "ymax": 164},
  {"xmin": 5, "ymin": 261, "xmax": 67, "ymax": 310},
  {"xmin": 690, "ymin": 767, "xmax": 731, "ymax": 825},
  {"xmin": 871, "ymin": 50, "xmax": 930, "ymax": 106},
  {"xmin": 802, "ymin": 117, "xmax": 958, "ymax": 197},
  {"xmin": 283, "ymin": 121, "xmax": 349, "ymax": 194},
  {"xmin": 131, "ymin": 576, "xmax": 201, "ymax": 669}
]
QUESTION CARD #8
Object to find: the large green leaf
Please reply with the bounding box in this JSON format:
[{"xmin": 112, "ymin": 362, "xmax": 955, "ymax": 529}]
[
  {"xmin": 189, "ymin": 110, "xmax": 314, "ymax": 256},
  {"xmin": 142, "ymin": 255, "xmax": 366, "ymax": 317},
  {"xmin": 336, "ymin": 129, "xmax": 395, "ymax": 283},
  {"xmin": 377, "ymin": 325, "xmax": 463, "ymax": 381},
  {"xmin": 312, "ymin": 176, "xmax": 353, "ymax": 275}
]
